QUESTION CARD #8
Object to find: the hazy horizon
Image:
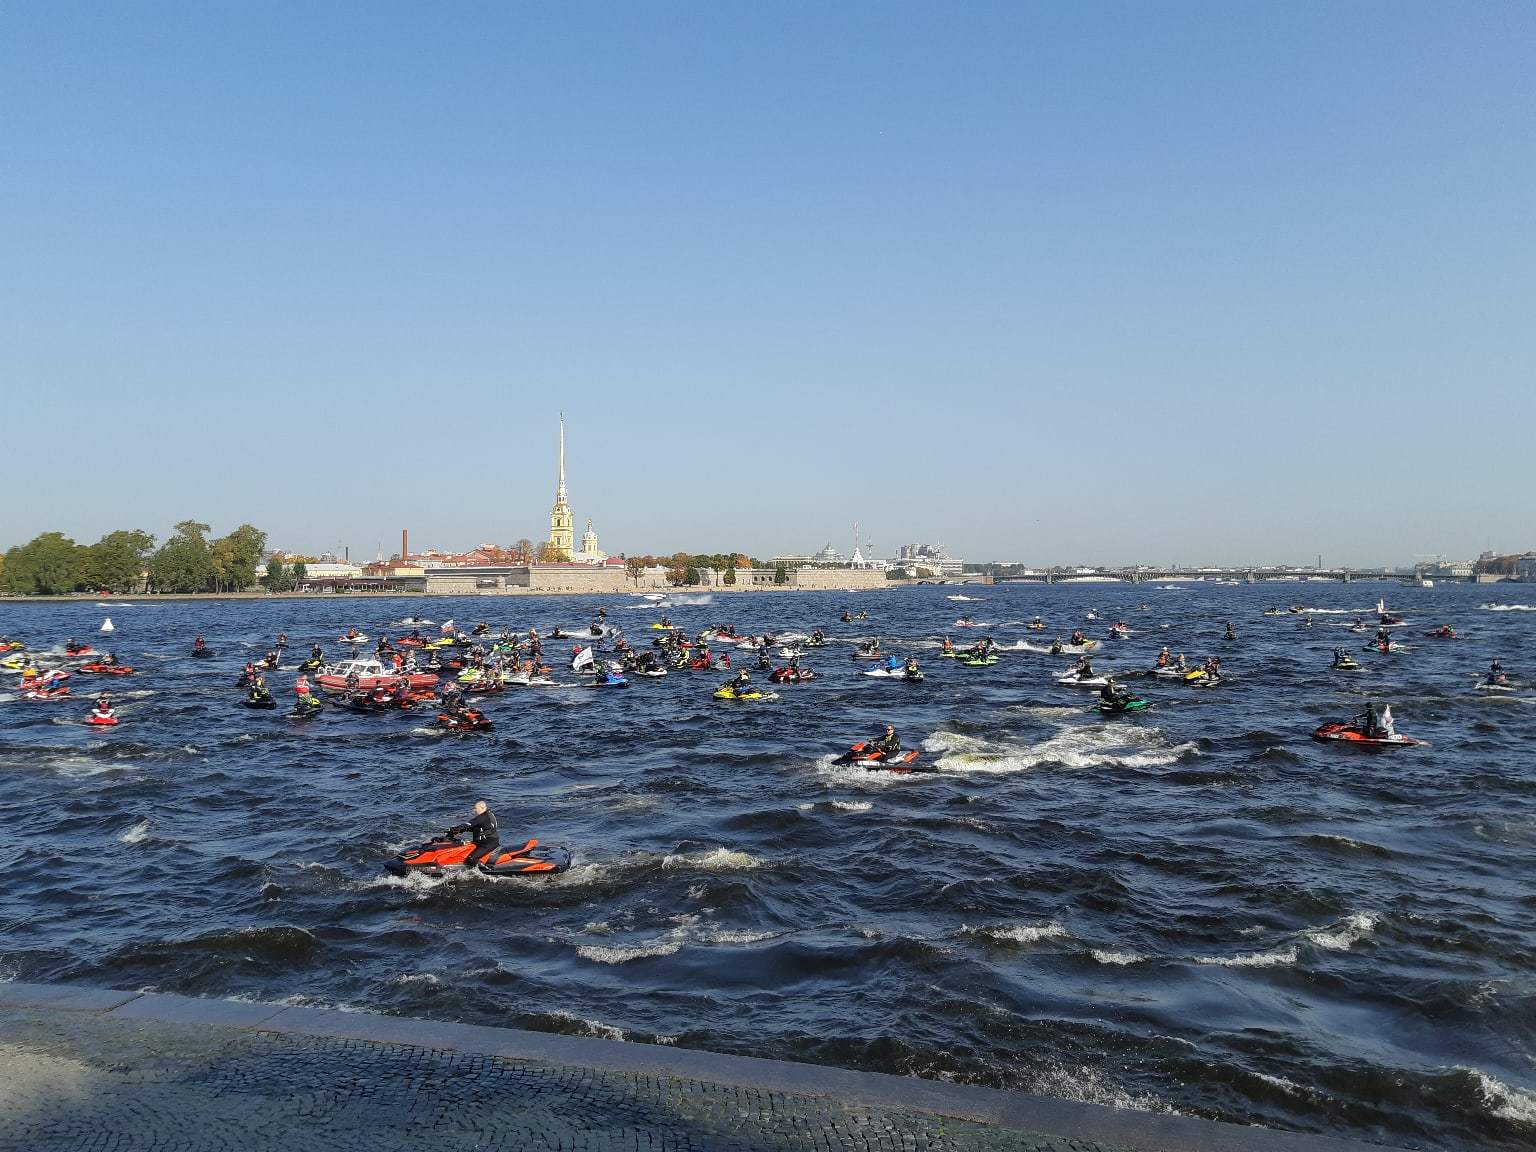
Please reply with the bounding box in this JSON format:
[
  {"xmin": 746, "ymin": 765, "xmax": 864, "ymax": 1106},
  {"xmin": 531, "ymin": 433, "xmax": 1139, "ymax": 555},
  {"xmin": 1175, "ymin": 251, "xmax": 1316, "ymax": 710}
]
[{"xmin": 4, "ymin": 4, "xmax": 1532, "ymax": 566}]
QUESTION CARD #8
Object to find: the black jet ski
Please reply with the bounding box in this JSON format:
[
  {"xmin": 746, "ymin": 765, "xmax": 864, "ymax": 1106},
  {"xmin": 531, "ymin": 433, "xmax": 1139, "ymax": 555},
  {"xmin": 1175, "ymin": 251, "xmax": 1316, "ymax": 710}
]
[
  {"xmin": 287, "ymin": 697, "xmax": 324, "ymax": 719},
  {"xmin": 241, "ymin": 693, "xmax": 277, "ymax": 710}
]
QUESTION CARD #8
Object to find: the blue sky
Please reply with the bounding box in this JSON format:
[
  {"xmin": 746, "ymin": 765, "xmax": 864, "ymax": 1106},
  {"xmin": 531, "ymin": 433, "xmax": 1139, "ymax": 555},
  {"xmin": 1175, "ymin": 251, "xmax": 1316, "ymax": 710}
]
[{"xmin": 3, "ymin": 3, "xmax": 1532, "ymax": 565}]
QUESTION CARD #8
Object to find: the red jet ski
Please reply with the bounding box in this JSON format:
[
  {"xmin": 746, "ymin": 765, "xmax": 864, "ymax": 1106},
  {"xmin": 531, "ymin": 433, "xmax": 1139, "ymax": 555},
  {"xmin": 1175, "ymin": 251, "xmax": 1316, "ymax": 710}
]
[
  {"xmin": 769, "ymin": 667, "xmax": 816, "ymax": 684},
  {"xmin": 85, "ymin": 710, "xmax": 118, "ymax": 727},
  {"xmin": 437, "ymin": 708, "xmax": 494, "ymax": 732},
  {"xmin": 1424, "ymin": 626, "xmax": 1456, "ymax": 639},
  {"xmin": 23, "ymin": 685, "xmax": 71, "ymax": 700},
  {"xmin": 78, "ymin": 662, "xmax": 133, "ymax": 676},
  {"xmin": 65, "ymin": 643, "xmax": 95, "ymax": 656},
  {"xmin": 385, "ymin": 834, "xmax": 572, "ymax": 877},
  {"xmin": 1311, "ymin": 720, "xmax": 1423, "ymax": 747},
  {"xmin": 833, "ymin": 741, "xmax": 929, "ymax": 772}
]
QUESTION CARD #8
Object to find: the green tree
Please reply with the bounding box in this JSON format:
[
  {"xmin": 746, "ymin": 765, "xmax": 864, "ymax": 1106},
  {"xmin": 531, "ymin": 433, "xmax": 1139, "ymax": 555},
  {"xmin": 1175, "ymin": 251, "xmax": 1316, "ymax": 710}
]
[
  {"xmin": 774, "ymin": 564, "xmax": 788, "ymax": 585},
  {"xmin": 218, "ymin": 524, "xmax": 267, "ymax": 591},
  {"xmin": 684, "ymin": 566, "xmax": 700, "ymax": 586},
  {"xmin": 292, "ymin": 562, "xmax": 307, "ymax": 585},
  {"xmin": 3, "ymin": 532, "xmax": 86, "ymax": 594},
  {"xmin": 83, "ymin": 530, "xmax": 155, "ymax": 592},
  {"xmin": 625, "ymin": 557, "xmax": 645, "ymax": 585},
  {"xmin": 264, "ymin": 556, "xmax": 289, "ymax": 592},
  {"xmin": 723, "ymin": 566, "xmax": 736, "ymax": 585},
  {"xmin": 150, "ymin": 522, "xmax": 215, "ymax": 593}
]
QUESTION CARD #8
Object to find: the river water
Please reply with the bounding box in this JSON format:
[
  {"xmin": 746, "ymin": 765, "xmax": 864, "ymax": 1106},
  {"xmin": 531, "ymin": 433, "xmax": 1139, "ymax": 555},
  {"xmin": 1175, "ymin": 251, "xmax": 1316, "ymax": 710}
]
[{"xmin": 1, "ymin": 583, "xmax": 1531, "ymax": 1149}]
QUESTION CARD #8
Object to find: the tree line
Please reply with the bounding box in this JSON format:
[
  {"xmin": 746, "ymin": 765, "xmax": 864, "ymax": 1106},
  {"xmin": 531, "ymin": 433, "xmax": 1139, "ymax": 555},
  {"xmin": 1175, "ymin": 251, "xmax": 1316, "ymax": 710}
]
[{"xmin": 1, "ymin": 521, "xmax": 268, "ymax": 595}]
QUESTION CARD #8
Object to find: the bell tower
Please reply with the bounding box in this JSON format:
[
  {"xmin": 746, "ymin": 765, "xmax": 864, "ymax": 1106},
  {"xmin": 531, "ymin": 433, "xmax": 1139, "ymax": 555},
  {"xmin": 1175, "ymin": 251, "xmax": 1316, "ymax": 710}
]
[{"xmin": 547, "ymin": 413, "xmax": 574, "ymax": 559}]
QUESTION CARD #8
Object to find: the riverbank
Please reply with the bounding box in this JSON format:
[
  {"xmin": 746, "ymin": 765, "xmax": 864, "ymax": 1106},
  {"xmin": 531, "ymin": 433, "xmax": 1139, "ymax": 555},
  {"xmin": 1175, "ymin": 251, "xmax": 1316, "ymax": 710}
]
[
  {"xmin": 0, "ymin": 584, "xmax": 909, "ymax": 604},
  {"xmin": 0, "ymin": 981, "xmax": 1388, "ymax": 1152}
]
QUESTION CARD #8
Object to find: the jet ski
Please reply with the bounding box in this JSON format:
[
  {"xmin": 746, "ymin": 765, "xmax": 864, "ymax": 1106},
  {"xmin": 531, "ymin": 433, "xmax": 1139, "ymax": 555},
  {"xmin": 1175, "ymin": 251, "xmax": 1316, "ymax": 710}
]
[
  {"xmin": 1311, "ymin": 720, "xmax": 1422, "ymax": 747},
  {"xmin": 1331, "ymin": 655, "xmax": 1361, "ymax": 671},
  {"xmin": 956, "ymin": 654, "xmax": 998, "ymax": 667},
  {"xmin": 337, "ymin": 633, "xmax": 369, "ymax": 644},
  {"xmin": 1474, "ymin": 679, "xmax": 1514, "ymax": 693},
  {"xmin": 0, "ymin": 640, "xmax": 25, "ymax": 652},
  {"xmin": 633, "ymin": 667, "xmax": 667, "ymax": 678},
  {"xmin": 438, "ymin": 708, "xmax": 494, "ymax": 731},
  {"xmin": 832, "ymin": 742, "xmax": 927, "ymax": 772},
  {"xmin": 1057, "ymin": 671, "xmax": 1109, "ymax": 687},
  {"xmin": 22, "ymin": 685, "xmax": 71, "ymax": 700},
  {"xmin": 802, "ymin": 636, "xmax": 827, "ymax": 648},
  {"xmin": 77, "ymin": 662, "xmax": 133, "ymax": 676},
  {"xmin": 861, "ymin": 666, "xmax": 923, "ymax": 681},
  {"xmin": 769, "ymin": 667, "xmax": 816, "ymax": 683},
  {"xmin": 85, "ymin": 709, "xmax": 118, "ymax": 727},
  {"xmin": 1107, "ymin": 625, "xmax": 1131, "ymax": 640},
  {"xmin": 463, "ymin": 679, "xmax": 506, "ymax": 696},
  {"xmin": 504, "ymin": 671, "xmax": 556, "ymax": 686},
  {"xmin": 191, "ymin": 646, "xmax": 214, "ymax": 658},
  {"xmin": 1424, "ymin": 626, "xmax": 1456, "ymax": 639},
  {"xmin": 712, "ymin": 684, "xmax": 777, "ymax": 701},
  {"xmin": 0, "ymin": 653, "xmax": 34, "ymax": 671},
  {"xmin": 64, "ymin": 643, "xmax": 95, "ymax": 656},
  {"xmin": 1097, "ymin": 696, "xmax": 1150, "ymax": 715},
  {"xmin": 297, "ymin": 657, "xmax": 324, "ymax": 672},
  {"xmin": 385, "ymin": 834, "xmax": 572, "ymax": 878},
  {"xmin": 241, "ymin": 693, "xmax": 277, "ymax": 709},
  {"xmin": 288, "ymin": 697, "xmax": 324, "ymax": 719},
  {"xmin": 587, "ymin": 672, "xmax": 628, "ymax": 688}
]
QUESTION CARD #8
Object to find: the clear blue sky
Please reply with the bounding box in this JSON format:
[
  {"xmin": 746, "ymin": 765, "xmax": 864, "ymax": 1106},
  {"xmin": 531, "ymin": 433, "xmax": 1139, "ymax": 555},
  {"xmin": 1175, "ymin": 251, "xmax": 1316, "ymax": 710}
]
[{"xmin": 3, "ymin": 3, "xmax": 1532, "ymax": 566}]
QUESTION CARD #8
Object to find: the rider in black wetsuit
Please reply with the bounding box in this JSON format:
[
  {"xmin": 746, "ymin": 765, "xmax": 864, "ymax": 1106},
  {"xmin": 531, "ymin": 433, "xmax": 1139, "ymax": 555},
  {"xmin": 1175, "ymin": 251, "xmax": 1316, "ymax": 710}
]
[
  {"xmin": 448, "ymin": 801, "xmax": 499, "ymax": 870},
  {"xmin": 871, "ymin": 724, "xmax": 901, "ymax": 758}
]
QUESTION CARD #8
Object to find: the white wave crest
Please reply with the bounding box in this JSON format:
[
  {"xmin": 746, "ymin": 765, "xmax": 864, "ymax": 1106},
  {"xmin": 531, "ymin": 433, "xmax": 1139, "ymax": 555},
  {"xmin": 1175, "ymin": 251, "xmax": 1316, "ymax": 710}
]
[
  {"xmin": 576, "ymin": 939, "xmax": 683, "ymax": 964},
  {"xmin": 119, "ymin": 820, "xmax": 151, "ymax": 845},
  {"xmin": 1089, "ymin": 949, "xmax": 1144, "ymax": 966},
  {"xmin": 1303, "ymin": 913, "xmax": 1376, "ymax": 951},
  {"xmin": 925, "ymin": 728, "xmax": 1197, "ymax": 774},
  {"xmin": 1027, "ymin": 1062, "xmax": 1175, "ymax": 1115},
  {"xmin": 831, "ymin": 800, "xmax": 872, "ymax": 812},
  {"xmin": 961, "ymin": 921, "xmax": 1068, "ymax": 945},
  {"xmin": 696, "ymin": 928, "xmax": 778, "ymax": 945},
  {"xmin": 1470, "ymin": 1069, "xmax": 1536, "ymax": 1124},
  {"xmin": 391, "ymin": 972, "xmax": 440, "ymax": 987},
  {"xmin": 661, "ymin": 847, "xmax": 763, "ymax": 872},
  {"xmin": 549, "ymin": 1011, "xmax": 627, "ymax": 1041},
  {"xmin": 1479, "ymin": 603, "xmax": 1536, "ymax": 612},
  {"xmin": 1196, "ymin": 946, "xmax": 1298, "ymax": 968}
]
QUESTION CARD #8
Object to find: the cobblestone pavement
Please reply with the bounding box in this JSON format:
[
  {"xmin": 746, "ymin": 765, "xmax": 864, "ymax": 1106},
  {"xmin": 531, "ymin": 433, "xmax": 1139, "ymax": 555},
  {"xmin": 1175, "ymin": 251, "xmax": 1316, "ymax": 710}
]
[{"xmin": 0, "ymin": 1007, "xmax": 1121, "ymax": 1152}]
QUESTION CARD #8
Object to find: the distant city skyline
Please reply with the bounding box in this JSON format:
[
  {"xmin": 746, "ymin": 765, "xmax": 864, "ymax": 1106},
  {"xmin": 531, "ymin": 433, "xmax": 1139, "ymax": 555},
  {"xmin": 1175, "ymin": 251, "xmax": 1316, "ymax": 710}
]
[{"xmin": 3, "ymin": 5, "xmax": 1532, "ymax": 565}]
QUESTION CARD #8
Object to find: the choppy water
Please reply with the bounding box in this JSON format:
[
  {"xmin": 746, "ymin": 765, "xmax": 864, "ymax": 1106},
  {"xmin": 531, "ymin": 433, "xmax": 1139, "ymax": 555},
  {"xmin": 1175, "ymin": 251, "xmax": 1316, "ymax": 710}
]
[{"xmin": 1, "ymin": 584, "xmax": 1533, "ymax": 1149}]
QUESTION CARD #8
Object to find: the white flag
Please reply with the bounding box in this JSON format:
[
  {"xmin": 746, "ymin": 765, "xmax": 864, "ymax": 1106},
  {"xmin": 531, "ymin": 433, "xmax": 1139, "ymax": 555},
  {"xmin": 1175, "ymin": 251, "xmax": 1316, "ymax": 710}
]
[{"xmin": 571, "ymin": 646, "xmax": 595, "ymax": 671}]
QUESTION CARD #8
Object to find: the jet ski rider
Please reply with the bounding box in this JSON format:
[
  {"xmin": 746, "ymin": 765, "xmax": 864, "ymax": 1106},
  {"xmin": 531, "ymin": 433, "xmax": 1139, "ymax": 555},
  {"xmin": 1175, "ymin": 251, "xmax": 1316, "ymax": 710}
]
[
  {"xmin": 724, "ymin": 668, "xmax": 753, "ymax": 695},
  {"xmin": 448, "ymin": 801, "xmax": 499, "ymax": 870},
  {"xmin": 871, "ymin": 724, "xmax": 900, "ymax": 758}
]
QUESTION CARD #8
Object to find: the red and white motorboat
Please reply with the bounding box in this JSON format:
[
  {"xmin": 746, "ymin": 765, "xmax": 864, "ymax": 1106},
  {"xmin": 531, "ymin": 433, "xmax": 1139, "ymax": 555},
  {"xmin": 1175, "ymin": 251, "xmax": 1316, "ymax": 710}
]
[{"xmin": 315, "ymin": 657, "xmax": 438, "ymax": 695}]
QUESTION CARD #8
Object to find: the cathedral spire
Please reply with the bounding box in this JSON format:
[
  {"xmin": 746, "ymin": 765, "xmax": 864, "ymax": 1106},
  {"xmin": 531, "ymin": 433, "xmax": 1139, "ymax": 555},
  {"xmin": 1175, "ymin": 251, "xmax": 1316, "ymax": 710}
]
[{"xmin": 557, "ymin": 411, "xmax": 566, "ymax": 501}]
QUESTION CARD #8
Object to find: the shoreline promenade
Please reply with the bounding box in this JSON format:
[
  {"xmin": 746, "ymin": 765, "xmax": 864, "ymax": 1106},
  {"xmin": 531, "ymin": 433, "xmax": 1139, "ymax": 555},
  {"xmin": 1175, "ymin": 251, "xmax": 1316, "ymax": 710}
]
[{"xmin": 0, "ymin": 981, "xmax": 1393, "ymax": 1152}]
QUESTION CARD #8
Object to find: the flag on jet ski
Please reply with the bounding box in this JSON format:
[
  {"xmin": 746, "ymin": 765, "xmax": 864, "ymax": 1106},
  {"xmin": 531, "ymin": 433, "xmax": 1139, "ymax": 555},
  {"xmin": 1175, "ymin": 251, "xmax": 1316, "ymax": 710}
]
[{"xmin": 571, "ymin": 646, "xmax": 595, "ymax": 671}]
